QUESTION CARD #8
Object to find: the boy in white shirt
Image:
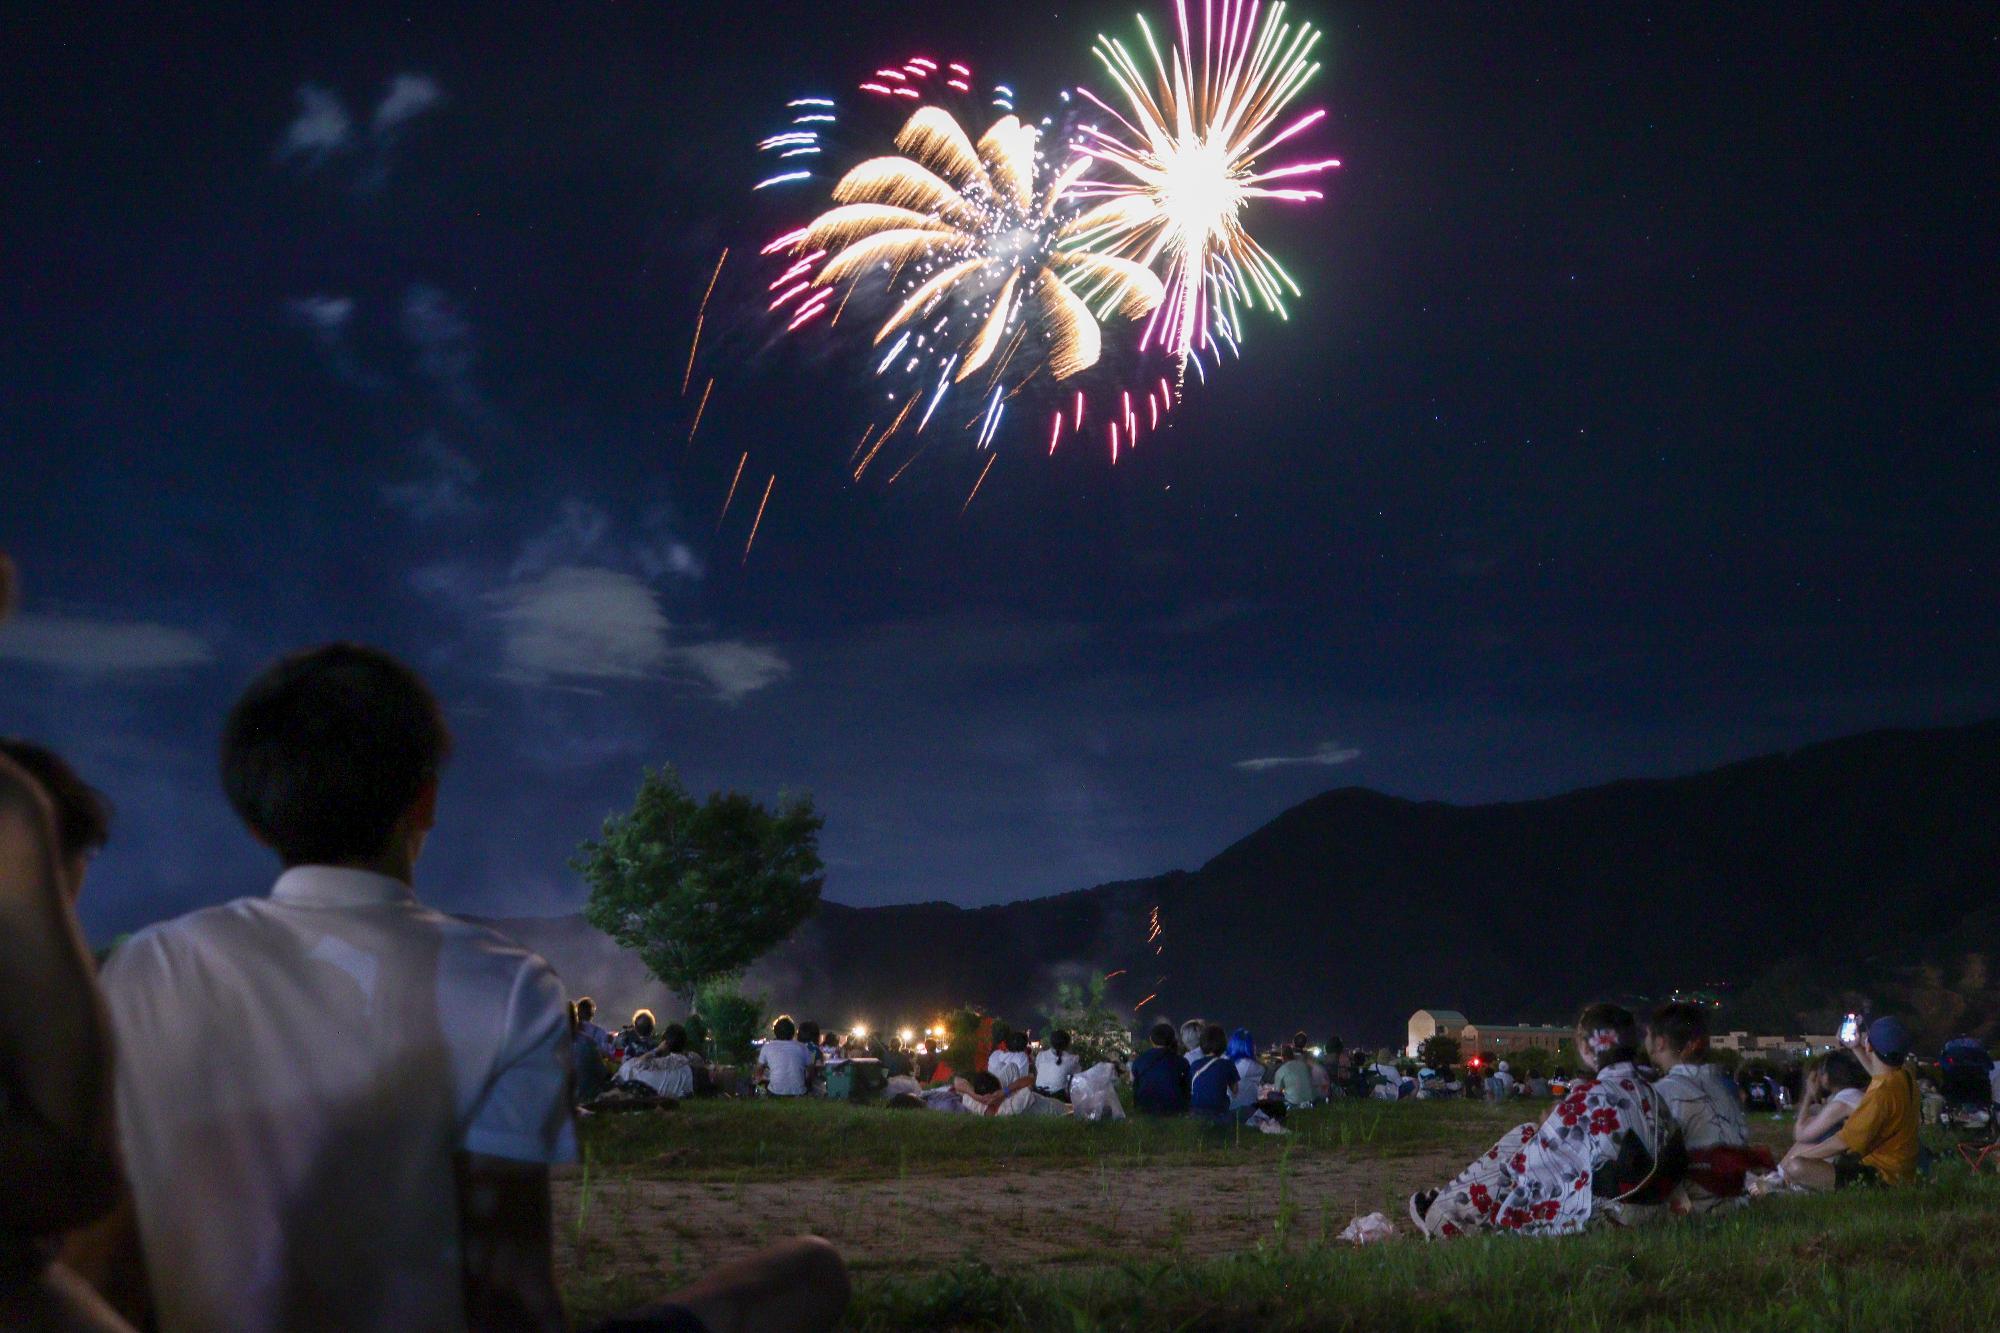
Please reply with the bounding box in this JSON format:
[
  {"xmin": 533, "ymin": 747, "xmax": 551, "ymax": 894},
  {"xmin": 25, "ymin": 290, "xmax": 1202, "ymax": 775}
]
[
  {"xmin": 758, "ymin": 1016, "xmax": 815, "ymax": 1096},
  {"xmin": 987, "ymin": 1029, "xmax": 1033, "ymax": 1089}
]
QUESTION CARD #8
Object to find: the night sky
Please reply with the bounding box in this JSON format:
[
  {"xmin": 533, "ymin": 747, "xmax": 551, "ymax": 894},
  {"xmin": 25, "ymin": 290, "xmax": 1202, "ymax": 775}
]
[{"xmin": 5, "ymin": 4, "xmax": 1995, "ymax": 943}]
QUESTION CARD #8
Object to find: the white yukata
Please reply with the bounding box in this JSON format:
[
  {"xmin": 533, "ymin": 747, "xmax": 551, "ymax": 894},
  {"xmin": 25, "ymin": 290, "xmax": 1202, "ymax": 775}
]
[{"xmin": 1417, "ymin": 1062, "xmax": 1679, "ymax": 1238}]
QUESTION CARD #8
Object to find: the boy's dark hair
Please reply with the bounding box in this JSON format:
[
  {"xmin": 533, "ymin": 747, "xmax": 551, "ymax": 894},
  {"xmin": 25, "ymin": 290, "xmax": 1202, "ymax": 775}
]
[
  {"xmin": 631, "ymin": 1009, "xmax": 655, "ymax": 1035},
  {"xmin": 798, "ymin": 1021, "xmax": 821, "ymax": 1046},
  {"xmin": 772, "ymin": 1016, "xmax": 796, "ymax": 1041},
  {"xmin": 1823, "ymin": 1049, "xmax": 1869, "ymax": 1092},
  {"xmin": 969, "ymin": 1071, "xmax": 1001, "ymax": 1095},
  {"xmin": 1576, "ymin": 1002, "xmax": 1643, "ymax": 1070},
  {"xmin": 663, "ymin": 1023, "xmax": 688, "ymax": 1054},
  {"xmin": 1650, "ymin": 1002, "xmax": 1710, "ymax": 1058},
  {"xmin": 1293, "ymin": 1030, "xmax": 1310, "ymax": 1049},
  {"xmin": 221, "ymin": 644, "xmax": 451, "ymax": 865},
  {"xmin": 0, "ymin": 738, "xmax": 112, "ymax": 861},
  {"xmin": 1049, "ymin": 1029, "xmax": 1071, "ymax": 1053},
  {"xmin": 1200, "ymin": 1023, "xmax": 1227, "ymax": 1057},
  {"xmin": 576, "ymin": 997, "xmax": 595, "ymax": 1022},
  {"xmin": 1006, "ymin": 1030, "xmax": 1028, "ymax": 1053},
  {"xmin": 1150, "ymin": 1022, "xmax": 1177, "ymax": 1049}
]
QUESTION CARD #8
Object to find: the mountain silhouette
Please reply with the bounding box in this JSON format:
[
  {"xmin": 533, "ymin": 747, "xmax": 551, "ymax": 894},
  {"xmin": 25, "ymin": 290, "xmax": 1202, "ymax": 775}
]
[{"xmin": 488, "ymin": 721, "xmax": 2000, "ymax": 1052}]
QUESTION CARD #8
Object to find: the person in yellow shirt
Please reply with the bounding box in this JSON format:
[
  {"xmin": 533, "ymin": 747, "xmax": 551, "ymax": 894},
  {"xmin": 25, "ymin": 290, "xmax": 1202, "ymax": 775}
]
[{"xmin": 1780, "ymin": 1016, "xmax": 1920, "ymax": 1189}]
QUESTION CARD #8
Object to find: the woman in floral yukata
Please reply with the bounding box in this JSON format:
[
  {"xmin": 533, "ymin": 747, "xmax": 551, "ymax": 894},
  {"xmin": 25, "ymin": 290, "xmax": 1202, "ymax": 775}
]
[{"xmin": 1409, "ymin": 1002, "xmax": 1686, "ymax": 1239}]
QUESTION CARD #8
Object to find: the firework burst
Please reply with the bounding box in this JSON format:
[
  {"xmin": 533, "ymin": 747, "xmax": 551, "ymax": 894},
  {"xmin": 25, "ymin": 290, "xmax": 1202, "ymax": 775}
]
[{"xmin": 1070, "ymin": 0, "xmax": 1341, "ymax": 365}]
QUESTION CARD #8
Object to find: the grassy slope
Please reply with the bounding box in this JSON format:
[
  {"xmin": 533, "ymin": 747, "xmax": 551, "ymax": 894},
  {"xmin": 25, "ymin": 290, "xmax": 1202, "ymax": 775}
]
[
  {"xmin": 574, "ymin": 1095, "xmax": 1517, "ymax": 1180},
  {"xmin": 567, "ymin": 1099, "xmax": 2000, "ymax": 1331}
]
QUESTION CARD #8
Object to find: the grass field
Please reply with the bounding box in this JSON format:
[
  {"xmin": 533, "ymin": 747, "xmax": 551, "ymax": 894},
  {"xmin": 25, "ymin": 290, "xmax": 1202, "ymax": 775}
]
[{"xmin": 558, "ymin": 1097, "xmax": 2000, "ymax": 1331}]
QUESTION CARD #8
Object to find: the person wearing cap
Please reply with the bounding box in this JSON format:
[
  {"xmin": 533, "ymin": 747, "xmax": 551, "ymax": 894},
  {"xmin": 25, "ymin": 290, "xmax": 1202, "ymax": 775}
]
[{"xmin": 1777, "ymin": 1015, "xmax": 1921, "ymax": 1189}]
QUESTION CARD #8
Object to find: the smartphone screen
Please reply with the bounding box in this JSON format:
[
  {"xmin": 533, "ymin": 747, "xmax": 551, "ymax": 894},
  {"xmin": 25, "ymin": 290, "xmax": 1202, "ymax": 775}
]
[{"xmin": 1839, "ymin": 1014, "xmax": 1859, "ymax": 1046}]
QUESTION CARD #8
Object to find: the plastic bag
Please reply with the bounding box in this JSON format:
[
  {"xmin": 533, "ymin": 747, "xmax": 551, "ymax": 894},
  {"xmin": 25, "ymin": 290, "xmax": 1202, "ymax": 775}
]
[
  {"xmin": 1338, "ymin": 1212, "xmax": 1398, "ymax": 1245},
  {"xmin": 1069, "ymin": 1061, "xmax": 1127, "ymax": 1121}
]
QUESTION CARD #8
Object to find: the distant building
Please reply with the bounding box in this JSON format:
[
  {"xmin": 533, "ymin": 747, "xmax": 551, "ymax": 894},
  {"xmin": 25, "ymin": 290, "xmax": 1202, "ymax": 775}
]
[
  {"xmin": 1407, "ymin": 1009, "xmax": 1467, "ymax": 1058},
  {"xmin": 1460, "ymin": 1023, "xmax": 1569, "ymax": 1058},
  {"xmin": 1711, "ymin": 1031, "xmax": 1842, "ymax": 1061}
]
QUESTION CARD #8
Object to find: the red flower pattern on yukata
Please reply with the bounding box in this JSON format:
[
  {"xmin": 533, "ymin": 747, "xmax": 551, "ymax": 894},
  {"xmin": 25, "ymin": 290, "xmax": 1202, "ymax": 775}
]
[{"xmin": 1588, "ymin": 1107, "xmax": 1621, "ymax": 1135}]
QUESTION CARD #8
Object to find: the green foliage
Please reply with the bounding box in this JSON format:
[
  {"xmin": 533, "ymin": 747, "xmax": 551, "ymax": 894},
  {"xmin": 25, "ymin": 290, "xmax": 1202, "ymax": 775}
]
[
  {"xmin": 942, "ymin": 1008, "xmax": 981, "ymax": 1075},
  {"xmin": 1508, "ymin": 1045, "xmax": 1557, "ymax": 1078},
  {"xmin": 693, "ymin": 980, "xmax": 764, "ymax": 1064},
  {"xmin": 1046, "ymin": 972, "xmax": 1135, "ymax": 1067},
  {"xmin": 574, "ymin": 766, "xmax": 823, "ymax": 1005},
  {"xmin": 1416, "ymin": 1033, "xmax": 1461, "ymax": 1071}
]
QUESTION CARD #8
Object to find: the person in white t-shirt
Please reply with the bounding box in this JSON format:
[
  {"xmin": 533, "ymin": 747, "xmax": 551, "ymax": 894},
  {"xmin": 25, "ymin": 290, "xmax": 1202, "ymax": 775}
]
[
  {"xmin": 1486, "ymin": 1061, "xmax": 1518, "ymax": 1101},
  {"xmin": 1226, "ymin": 1028, "xmax": 1265, "ymax": 1110},
  {"xmin": 759, "ymin": 1017, "xmax": 816, "ymax": 1097},
  {"xmin": 87, "ymin": 645, "xmax": 578, "ymax": 1332},
  {"xmin": 960, "ymin": 1070, "xmax": 1069, "ymax": 1117},
  {"xmin": 1034, "ymin": 1029, "xmax": 1082, "ymax": 1098},
  {"xmin": 987, "ymin": 1029, "xmax": 1032, "ymax": 1090},
  {"xmin": 1791, "ymin": 1048, "xmax": 1870, "ymax": 1147}
]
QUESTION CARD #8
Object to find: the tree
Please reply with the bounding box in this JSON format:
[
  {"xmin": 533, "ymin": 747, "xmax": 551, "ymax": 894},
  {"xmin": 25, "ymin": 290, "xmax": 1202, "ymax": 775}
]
[
  {"xmin": 694, "ymin": 980, "xmax": 766, "ymax": 1064},
  {"xmin": 1417, "ymin": 1034, "xmax": 1462, "ymax": 1072},
  {"xmin": 1046, "ymin": 973, "xmax": 1135, "ymax": 1067},
  {"xmin": 575, "ymin": 766, "xmax": 823, "ymax": 1011}
]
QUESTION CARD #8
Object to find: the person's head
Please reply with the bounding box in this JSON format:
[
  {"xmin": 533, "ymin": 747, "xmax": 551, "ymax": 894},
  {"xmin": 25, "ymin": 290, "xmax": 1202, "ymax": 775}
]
[
  {"xmin": 221, "ymin": 644, "xmax": 451, "ymax": 874},
  {"xmin": 631, "ymin": 1009, "xmax": 655, "ymax": 1037},
  {"xmin": 662, "ymin": 1023, "xmax": 687, "ymax": 1054},
  {"xmin": 1179, "ymin": 1019, "xmax": 1204, "ymax": 1051},
  {"xmin": 1575, "ymin": 1002, "xmax": 1642, "ymax": 1073},
  {"xmin": 1861, "ymin": 1016, "xmax": 1912, "ymax": 1071},
  {"xmin": 1279, "ymin": 1044, "xmax": 1296, "ymax": 1063},
  {"xmin": 1293, "ymin": 1030, "xmax": 1310, "ymax": 1050},
  {"xmin": 575, "ymin": 997, "xmax": 596, "ymax": 1024},
  {"xmin": 0, "ymin": 738, "xmax": 112, "ymax": 901},
  {"xmin": 1049, "ymin": 1029, "xmax": 1071, "ymax": 1054},
  {"xmin": 1647, "ymin": 1002, "xmax": 1711, "ymax": 1067},
  {"xmin": 1150, "ymin": 1022, "xmax": 1177, "ymax": 1050},
  {"xmin": 798, "ymin": 1020, "xmax": 821, "ymax": 1046},
  {"xmin": 1822, "ymin": 1049, "xmax": 1869, "ymax": 1093},
  {"xmin": 1225, "ymin": 1028, "xmax": 1255, "ymax": 1063},
  {"xmin": 1496, "ymin": 1060, "xmax": 1510, "ymax": 1075},
  {"xmin": 969, "ymin": 1071, "xmax": 1001, "ymax": 1095},
  {"xmin": 1200, "ymin": 1023, "xmax": 1227, "ymax": 1057},
  {"xmin": 1006, "ymin": 1029, "xmax": 1028, "ymax": 1053},
  {"xmin": 772, "ymin": 1015, "xmax": 796, "ymax": 1042}
]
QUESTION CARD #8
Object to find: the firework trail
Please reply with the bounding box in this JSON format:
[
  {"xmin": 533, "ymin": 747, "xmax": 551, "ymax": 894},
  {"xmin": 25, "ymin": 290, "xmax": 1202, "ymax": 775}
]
[
  {"xmin": 960, "ymin": 451, "xmax": 998, "ymax": 512},
  {"xmin": 742, "ymin": 474, "xmax": 776, "ymax": 563},
  {"xmin": 683, "ymin": 248, "xmax": 729, "ymax": 394},
  {"xmin": 1070, "ymin": 0, "xmax": 1341, "ymax": 364},
  {"xmin": 715, "ymin": 451, "xmax": 749, "ymax": 530},
  {"xmin": 687, "ymin": 377, "xmax": 715, "ymax": 445}
]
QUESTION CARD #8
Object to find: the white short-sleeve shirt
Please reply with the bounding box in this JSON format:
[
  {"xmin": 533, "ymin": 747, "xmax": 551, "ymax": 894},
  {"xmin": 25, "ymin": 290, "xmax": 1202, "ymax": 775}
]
[
  {"xmin": 1034, "ymin": 1049, "xmax": 1080, "ymax": 1094},
  {"xmin": 988, "ymin": 1048, "xmax": 1031, "ymax": 1086},
  {"xmin": 758, "ymin": 1039, "xmax": 814, "ymax": 1096},
  {"xmin": 99, "ymin": 867, "xmax": 577, "ymax": 1333}
]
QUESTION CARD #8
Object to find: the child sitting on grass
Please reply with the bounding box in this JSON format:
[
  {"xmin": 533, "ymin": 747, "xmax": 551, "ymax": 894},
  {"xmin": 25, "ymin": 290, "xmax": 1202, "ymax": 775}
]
[{"xmin": 1646, "ymin": 1002, "xmax": 1768, "ymax": 1211}]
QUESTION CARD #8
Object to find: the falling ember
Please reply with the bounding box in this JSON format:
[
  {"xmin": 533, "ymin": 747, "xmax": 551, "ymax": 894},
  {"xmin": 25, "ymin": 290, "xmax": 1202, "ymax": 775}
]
[
  {"xmin": 1103, "ymin": 968, "xmax": 1128, "ymax": 980},
  {"xmin": 961, "ymin": 452, "xmax": 998, "ymax": 513},
  {"xmin": 1110, "ymin": 421, "xmax": 1120, "ymax": 463},
  {"xmin": 683, "ymin": 248, "xmax": 729, "ymax": 395},
  {"xmin": 1074, "ymin": 390, "xmax": 1086, "ymax": 431},
  {"xmin": 715, "ymin": 451, "xmax": 749, "ymax": 531},
  {"xmin": 1133, "ymin": 991, "xmax": 1160, "ymax": 1011},
  {"xmin": 687, "ymin": 378, "xmax": 715, "ymax": 445},
  {"xmin": 742, "ymin": 474, "xmax": 776, "ymax": 563},
  {"xmin": 1049, "ymin": 411, "xmax": 1064, "ymax": 455}
]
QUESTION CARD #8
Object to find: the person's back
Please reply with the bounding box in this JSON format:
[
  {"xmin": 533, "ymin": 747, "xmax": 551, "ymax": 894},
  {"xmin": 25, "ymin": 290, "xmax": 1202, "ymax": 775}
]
[
  {"xmin": 1132, "ymin": 1024, "xmax": 1191, "ymax": 1116},
  {"xmin": 97, "ymin": 645, "xmax": 575, "ymax": 1333},
  {"xmin": 1034, "ymin": 1031, "xmax": 1080, "ymax": 1096},
  {"xmin": 1273, "ymin": 1051, "xmax": 1316, "ymax": 1108},
  {"xmin": 1188, "ymin": 1025, "xmax": 1239, "ymax": 1117},
  {"xmin": 106, "ymin": 884, "xmax": 571, "ymax": 1328}
]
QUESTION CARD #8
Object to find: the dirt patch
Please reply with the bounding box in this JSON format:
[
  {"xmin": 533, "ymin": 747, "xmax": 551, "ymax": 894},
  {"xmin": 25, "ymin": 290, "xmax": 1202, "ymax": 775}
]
[{"xmin": 555, "ymin": 1140, "xmax": 1472, "ymax": 1288}]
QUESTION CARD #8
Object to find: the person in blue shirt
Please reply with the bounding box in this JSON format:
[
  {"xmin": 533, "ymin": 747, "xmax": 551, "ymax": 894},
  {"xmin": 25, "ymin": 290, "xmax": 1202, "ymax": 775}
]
[
  {"xmin": 1188, "ymin": 1023, "xmax": 1242, "ymax": 1122},
  {"xmin": 1131, "ymin": 1022, "xmax": 1193, "ymax": 1115}
]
